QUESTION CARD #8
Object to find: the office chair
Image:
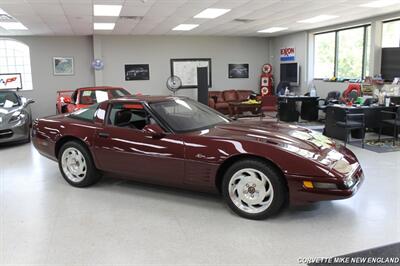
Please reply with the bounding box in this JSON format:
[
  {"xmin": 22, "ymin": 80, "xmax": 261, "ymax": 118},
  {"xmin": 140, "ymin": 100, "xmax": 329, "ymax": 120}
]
[
  {"xmin": 336, "ymin": 111, "xmax": 365, "ymax": 148},
  {"xmin": 318, "ymin": 91, "xmax": 341, "ymax": 111},
  {"xmin": 379, "ymin": 108, "xmax": 400, "ymax": 146}
]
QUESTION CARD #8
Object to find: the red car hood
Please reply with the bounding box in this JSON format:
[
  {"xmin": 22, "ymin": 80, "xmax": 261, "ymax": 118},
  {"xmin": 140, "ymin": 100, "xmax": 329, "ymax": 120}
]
[{"xmin": 200, "ymin": 121, "xmax": 357, "ymax": 172}]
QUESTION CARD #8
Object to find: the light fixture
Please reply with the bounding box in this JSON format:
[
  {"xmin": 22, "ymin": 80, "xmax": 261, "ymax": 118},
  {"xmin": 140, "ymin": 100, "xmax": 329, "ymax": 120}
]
[
  {"xmin": 94, "ymin": 23, "xmax": 115, "ymax": 30},
  {"xmin": 0, "ymin": 22, "xmax": 28, "ymax": 30},
  {"xmin": 360, "ymin": 0, "xmax": 400, "ymax": 7},
  {"xmin": 93, "ymin": 5, "xmax": 122, "ymax": 16},
  {"xmin": 257, "ymin": 27, "xmax": 288, "ymax": 33},
  {"xmin": 172, "ymin": 24, "xmax": 199, "ymax": 31},
  {"xmin": 297, "ymin": 15, "xmax": 338, "ymax": 23},
  {"xmin": 194, "ymin": 8, "xmax": 231, "ymax": 19}
]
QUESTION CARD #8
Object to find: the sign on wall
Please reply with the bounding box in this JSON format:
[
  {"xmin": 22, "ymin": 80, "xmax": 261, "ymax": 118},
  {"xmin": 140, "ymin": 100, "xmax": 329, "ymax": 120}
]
[
  {"xmin": 0, "ymin": 73, "xmax": 22, "ymax": 90},
  {"xmin": 280, "ymin": 47, "xmax": 295, "ymax": 62}
]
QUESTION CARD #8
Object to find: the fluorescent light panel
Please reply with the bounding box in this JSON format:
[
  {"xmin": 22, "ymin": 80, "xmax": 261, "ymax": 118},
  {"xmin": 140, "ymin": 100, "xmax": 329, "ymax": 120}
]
[
  {"xmin": 172, "ymin": 24, "xmax": 199, "ymax": 31},
  {"xmin": 94, "ymin": 23, "xmax": 115, "ymax": 30},
  {"xmin": 194, "ymin": 8, "xmax": 231, "ymax": 19},
  {"xmin": 93, "ymin": 5, "xmax": 122, "ymax": 16},
  {"xmin": 0, "ymin": 22, "xmax": 28, "ymax": 30},
  {"xmin": 257, "ymin": 27, "xmax": 288, "ymax": 33},
  {"xmin": 360, "ymin": 0, "xmax": 400, "ymax": 7},
  {"xmin": 298, "ymin": 15, "xmax": 338, "ymax": 23}
]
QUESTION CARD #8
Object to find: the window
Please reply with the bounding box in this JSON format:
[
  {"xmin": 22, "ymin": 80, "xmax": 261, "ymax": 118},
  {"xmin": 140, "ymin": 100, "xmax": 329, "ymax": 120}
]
[
  {"xmin": 314, "ymin": 32, "xmax": 335, "ymax": 79},
  {"xmin": 313, "ymin": 25, "xmax": 371, "ymax": 80},
  {"xmin": 150, "ymin": 98, "xmax": 229, "ymax": 133},
  {"xmin": 0, "ymin": 39, "xmax": 33, "ymax": 90},
  {"xmin": 382, "ymin": 19, "xmax": 400, "ymax": 48},
  {"xmin": 109, "ymin": 103, "xmax": 151, "ymax": 130},
  {"xmin": 69, "ymin": 103, "xmax": 100, "ymax": 122}
]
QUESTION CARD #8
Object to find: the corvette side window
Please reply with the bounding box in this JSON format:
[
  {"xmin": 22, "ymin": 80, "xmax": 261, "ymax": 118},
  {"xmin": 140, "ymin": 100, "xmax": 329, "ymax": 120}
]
[{"xmin": 108, "ymin": 103, "xmax": 151, "ymax": 131}]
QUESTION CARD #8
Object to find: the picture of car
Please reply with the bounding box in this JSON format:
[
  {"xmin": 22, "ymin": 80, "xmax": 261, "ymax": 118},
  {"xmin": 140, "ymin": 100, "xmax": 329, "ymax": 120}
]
[
  {"xmin": 33, "ymin": 96, "xmax": 363, "ymax": 220},
  {"xmin": 0, "ymin": 90, "xmax": 34, "ymax": 144},
  {"xmin": 125, "ymin": 64, "xmax": 150, "ymax": 80},
  {"xmin": 229, "ymin": 64, "xmax": 249, "ymax": 78},
  {"xmin": 56, "ymin": 86, "xmax": 131, "ymax": 114}
]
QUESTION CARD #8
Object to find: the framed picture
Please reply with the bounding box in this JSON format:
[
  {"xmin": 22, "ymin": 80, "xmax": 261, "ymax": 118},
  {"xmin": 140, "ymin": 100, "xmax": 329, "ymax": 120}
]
[
  {"xmin": 229, "ymin": 64, "xmax": 249, "ymax": 78},
  {"xmin": 53, "ymin": 57, "xmax": 74, "ymax": 75},
  {"xmin": 125, "ymin": 64, "xmax": 150, "ymax": 81},
  {"xmin": 170, "ymin": 58, "xmax": 211, "ymax": 88},
  {"xmin": 0, "ymin": 73, "xmax": 22, "ymax": 90}
]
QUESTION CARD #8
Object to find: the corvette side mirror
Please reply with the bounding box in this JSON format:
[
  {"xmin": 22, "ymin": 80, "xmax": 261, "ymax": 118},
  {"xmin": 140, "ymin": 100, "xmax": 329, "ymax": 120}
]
[
  {"xmin": 27, "ymin": 99, "xmax": 35, "ymax": 105},
  {"xmin": 143, "ymin": 124, "xmax": 165, "ymax": 139}
]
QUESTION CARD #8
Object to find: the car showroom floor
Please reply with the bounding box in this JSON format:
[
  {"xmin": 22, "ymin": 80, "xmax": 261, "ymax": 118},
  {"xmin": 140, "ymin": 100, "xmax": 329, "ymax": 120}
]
[{"xmin": 0, "ymin": 142, "xmax": 399, "ymax": 265}]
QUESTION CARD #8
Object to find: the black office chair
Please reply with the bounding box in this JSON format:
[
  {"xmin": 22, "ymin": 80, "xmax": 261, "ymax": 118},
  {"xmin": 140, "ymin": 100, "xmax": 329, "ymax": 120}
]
[
  {"xmin": 336, "ymin": 111, "xmax": 365, "ymax": 148},
  {"xmin": 379, "ymin": 109, "xmax": 400, "ymax": 146},
  {"xmin": 318, "ymin": 91, "xmax": 340, "ymax": 112},
  {"xmin": 276, "ymin": 81, "xmax": 290, "ymax": 96}
]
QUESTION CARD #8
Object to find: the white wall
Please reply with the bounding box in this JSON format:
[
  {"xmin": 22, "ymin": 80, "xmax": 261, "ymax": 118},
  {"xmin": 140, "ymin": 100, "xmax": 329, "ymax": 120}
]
[
  {"xmin": 10, "ymin": 36, "xmax": 95, "ymax": 118},
  {"xmin": 94, "ymin": 35, "xmax": 269, "ymax": 99}
]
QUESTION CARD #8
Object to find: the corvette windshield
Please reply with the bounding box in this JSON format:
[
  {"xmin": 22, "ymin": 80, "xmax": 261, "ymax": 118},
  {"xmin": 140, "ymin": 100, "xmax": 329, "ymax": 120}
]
[
  {"xmin": 0, "ymin": 91, "xmax": 20, "ymax": 108},
  {"xmin": 150, "ymin": 98, "xmax": 230, "ymax": 132}
]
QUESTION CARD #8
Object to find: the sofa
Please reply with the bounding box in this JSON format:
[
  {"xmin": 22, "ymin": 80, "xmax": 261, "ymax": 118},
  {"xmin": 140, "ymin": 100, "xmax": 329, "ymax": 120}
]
[{"xmin": 208, "ymin": 89, "xmax": 257, "ymax": 114}]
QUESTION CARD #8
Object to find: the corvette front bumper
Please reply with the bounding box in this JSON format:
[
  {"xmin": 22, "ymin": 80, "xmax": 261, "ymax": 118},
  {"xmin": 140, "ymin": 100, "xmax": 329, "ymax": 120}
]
[
  {"xmin": 286, "ymin": 166, "xmax": 364, "ymax": 204},
  {"xmin": 0, "ymin": 120, "xmax": 30, "ymax": 144}
]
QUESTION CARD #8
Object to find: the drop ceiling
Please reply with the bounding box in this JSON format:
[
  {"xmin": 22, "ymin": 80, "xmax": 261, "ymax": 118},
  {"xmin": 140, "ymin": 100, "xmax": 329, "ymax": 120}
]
[{"xmin": 0, "ymin": 0, "xmax": 399, "ymax": 37}]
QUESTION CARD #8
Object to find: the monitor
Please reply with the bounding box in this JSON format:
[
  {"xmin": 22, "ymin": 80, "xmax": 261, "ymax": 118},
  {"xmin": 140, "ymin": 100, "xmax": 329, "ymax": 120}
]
[
  {"xmin": 280, "ymin": 63, "xmax": 299, "ymax": 86},
  {"xmin": 381, "ymin": 48, "xmax": 400, "ymax": 82}
]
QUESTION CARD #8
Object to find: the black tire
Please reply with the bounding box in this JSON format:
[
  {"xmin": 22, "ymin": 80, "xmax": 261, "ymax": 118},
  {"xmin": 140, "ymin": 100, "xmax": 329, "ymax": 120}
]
[
  {"xmin": 222, "ymin": 159, "xmax": 287, "ymax": 220},
  {"xmin": 58, "ymin": 141, "xmax": 101, "ymax": 187}
]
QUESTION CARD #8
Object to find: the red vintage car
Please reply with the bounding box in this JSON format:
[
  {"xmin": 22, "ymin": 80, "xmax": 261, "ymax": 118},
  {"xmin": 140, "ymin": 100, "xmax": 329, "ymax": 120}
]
[
  {"xmin": 33, "ymin": 96, "xmax": 363, "ymax": 220},
  {"xmin": 56, "ymin": 86, "xmax": 130, "ymax": 114}
]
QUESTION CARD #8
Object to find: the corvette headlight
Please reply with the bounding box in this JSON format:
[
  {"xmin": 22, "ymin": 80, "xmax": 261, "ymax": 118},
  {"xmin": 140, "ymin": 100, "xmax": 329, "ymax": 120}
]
[
  {"xmin": 332, "ymin": 159, "xmax": 352, "ymax": 175},
  {"xmin": 9, "ymin": 111, "xmax": 26, "ymax": 123}
]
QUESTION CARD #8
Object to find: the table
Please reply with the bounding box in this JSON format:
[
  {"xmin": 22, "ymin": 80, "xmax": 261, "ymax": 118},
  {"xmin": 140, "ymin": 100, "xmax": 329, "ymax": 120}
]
[
  {"xmin": 324, "ymin": 105, "xmax": 398, "ymax": 140},
  {"xmin": 228, "ymin": 102, "xmax": 262, "ymax": 119},
  {"xmin": 278, "ymin": 96, "xmax": 319, "ymax": 122}
]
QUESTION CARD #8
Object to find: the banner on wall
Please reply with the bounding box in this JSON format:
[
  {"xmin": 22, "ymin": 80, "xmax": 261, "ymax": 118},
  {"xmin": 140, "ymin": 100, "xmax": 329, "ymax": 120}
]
[
  {"xmin": 280, "ymin": 47, "xmax": 295, "ymax": 62},
  {"xmin": 0, "ymin": 73, "xmax": 22, "ymax": 90}
]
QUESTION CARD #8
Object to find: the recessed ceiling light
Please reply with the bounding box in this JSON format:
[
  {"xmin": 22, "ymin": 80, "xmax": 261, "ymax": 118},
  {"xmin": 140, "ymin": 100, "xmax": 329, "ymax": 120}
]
[
  {"xmin": 172, "ymin": 24, "xmax": 199, "ymax": 31},
  {"xmin": 93, "ymin": 5, "xmax": 122, "ymax": 16},
  {"xmin": 0, "ymin": 22, "xmax": 28, "ymax": 30},
  {"xmin": 360, "ymin": 0, "xmax": 400, "ymax": 7},
  {"xmin": 94, "ymin": 23, "xmax": 115, "ymax": 30},
  {"xmin": 297, "ymin": 15, "xmax": 338, "ymax": 23},
  {"xmin": 257, "ymin": 27, "xmax": 288, "ymax": 33},
  {"xmin": 194, "ymin": 8, "xmax": 231, "ymax": 19}
]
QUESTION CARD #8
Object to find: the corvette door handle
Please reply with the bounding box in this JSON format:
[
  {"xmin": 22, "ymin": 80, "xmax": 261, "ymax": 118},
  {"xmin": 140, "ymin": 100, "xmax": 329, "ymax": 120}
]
[{"xmin": 98, "ymin": 132, "xmax": 110, "ymax": 138}]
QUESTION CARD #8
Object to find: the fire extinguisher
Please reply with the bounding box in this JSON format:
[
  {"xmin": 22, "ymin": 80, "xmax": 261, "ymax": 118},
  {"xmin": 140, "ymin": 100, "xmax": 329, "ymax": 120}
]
[{"xmin": 260, "ymin": 64, "xmax": 274, "ymax": 96}]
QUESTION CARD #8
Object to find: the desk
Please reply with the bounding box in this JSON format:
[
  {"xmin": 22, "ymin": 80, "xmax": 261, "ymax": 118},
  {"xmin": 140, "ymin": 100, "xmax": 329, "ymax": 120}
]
[
  {"xmin": 278, "ymin": 96, "xmax": 319, "ymax": 122},
  {"xmin": 324, "ymin": 105, "xmax": 397, "ymax": 140}
]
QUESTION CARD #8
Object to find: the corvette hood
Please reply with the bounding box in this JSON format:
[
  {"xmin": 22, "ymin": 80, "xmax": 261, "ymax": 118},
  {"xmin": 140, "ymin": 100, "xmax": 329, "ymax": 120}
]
[
  {"xmin": 0, "ymin": 106, "xmax": 23, "ymax": 128},
  {"xmin": 204, "ymin": 121, "xmax": 352, "ymax": 169}
]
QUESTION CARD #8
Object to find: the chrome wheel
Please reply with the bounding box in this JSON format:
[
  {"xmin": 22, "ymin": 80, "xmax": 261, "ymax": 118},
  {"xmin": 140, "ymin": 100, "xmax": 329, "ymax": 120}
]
[
  {"xmin": 61, "ymin": 147, "xmax": 87, "ymax": 183},
  {"xmin": 228, "ymin": 168, "xmax": 274, "ymax": 214}
]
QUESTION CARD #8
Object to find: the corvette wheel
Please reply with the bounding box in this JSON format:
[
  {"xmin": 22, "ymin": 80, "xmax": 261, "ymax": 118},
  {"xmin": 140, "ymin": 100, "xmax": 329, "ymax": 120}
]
[
  {"xmin": 222, "ymin": 160, "xmax": 287, "ymax": 220},
  {"xmin": 58, "ymin": 141, "xmax": 101, "ymax": 187}
]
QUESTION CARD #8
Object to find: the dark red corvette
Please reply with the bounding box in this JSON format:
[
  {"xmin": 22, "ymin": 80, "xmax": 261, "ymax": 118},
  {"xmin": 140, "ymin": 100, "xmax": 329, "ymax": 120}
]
[{"xmin": 33, "ymin": 96, "xmax": 363, "ymax": 219}]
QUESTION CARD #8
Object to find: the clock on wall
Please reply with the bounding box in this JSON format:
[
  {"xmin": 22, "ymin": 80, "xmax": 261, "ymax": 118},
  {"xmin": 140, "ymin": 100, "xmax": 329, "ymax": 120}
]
[{"xmin": 91, "ymin": 59, "xmax": 104, "ymax": 70}]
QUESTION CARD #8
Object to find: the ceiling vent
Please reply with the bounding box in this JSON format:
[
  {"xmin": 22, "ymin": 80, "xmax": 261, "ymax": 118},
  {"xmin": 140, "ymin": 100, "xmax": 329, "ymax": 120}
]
[
  {"xmin": 119, "ymin": 16, "xmax": 144, "ymax": 22},
  {"xmin": 233, "ymin": 18, "xmax": 256, "ymax": 23},
  {"xmin": 0, "ymin": 14, "xmax": 16, "ymax": 22}
]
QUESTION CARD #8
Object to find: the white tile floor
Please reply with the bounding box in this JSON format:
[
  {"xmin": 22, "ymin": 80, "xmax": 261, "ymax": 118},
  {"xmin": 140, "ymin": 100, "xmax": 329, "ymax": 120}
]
[{"xmin": 0, "ymin": 142, "xmax": 399, "ymax": 265}]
